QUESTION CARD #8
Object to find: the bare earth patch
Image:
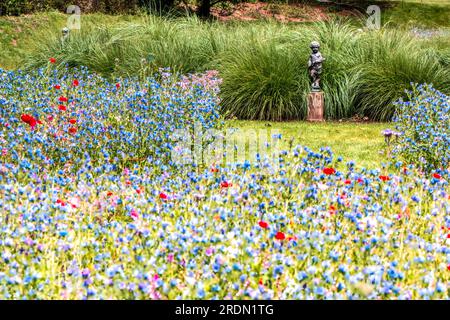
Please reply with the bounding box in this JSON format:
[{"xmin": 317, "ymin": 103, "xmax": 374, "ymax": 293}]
[{"xmin": 181, "ymin": 2, "xmax": 360, "ymax": 23}]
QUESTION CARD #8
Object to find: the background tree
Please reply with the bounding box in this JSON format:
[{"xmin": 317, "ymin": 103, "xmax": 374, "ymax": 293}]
[{"xmin": 198, "ymin": 0, "xmax": 212, "ymax": 17}]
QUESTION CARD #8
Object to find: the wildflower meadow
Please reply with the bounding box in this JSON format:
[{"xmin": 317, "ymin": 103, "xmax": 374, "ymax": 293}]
[
  {"xmin": 0, "ymin": 0, "xmax": 450, "ymax": 303},
  {"xmin": 0, "ymin": 61, "xmax": 449, "ymax": 300}
]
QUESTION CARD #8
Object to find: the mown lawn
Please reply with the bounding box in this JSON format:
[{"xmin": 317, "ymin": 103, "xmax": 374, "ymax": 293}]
[{"xmin": 228, "ymin": 121, "xmax": 390, "ymax": 169}]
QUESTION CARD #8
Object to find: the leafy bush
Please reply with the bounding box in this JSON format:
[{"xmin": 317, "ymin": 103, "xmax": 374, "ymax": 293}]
[
  {"xmin": 0, "ymin": 0, "xmax": 144, "ymax": 15},
  {"xmin": 0, "ymin": 0, "xmax": 30, "ymax": 15},
  {"xmin": 393, "ymin": 84, "xmax": 450, "ymax": 175}
]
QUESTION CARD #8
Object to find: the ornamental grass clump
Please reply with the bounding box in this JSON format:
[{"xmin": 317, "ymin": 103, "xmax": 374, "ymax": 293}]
[{"xmin": 392, "ymin": 84, "xmax": 450, "ymax": 176}]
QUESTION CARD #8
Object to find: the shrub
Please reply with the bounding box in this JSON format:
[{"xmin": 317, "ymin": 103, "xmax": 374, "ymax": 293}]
[
  {"xmin": 0, "ymin": 0, "xmax": 149, "ymax": 15},
  {"xmin": 392, "ymin": 84, "xmax": 450, "ymax": 175}
]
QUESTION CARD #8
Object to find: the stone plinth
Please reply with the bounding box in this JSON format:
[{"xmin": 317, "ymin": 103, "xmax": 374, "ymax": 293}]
[{"xmin": 307, "ymin": 91, "xmax": 324, "ymax": 122}]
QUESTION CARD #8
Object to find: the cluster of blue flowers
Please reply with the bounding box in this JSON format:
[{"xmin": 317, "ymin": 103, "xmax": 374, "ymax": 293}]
[
  {"xmin": 0, "ymin": 67, "xmax": 449, "ymax": 299},
  {"xmin": 393, "ymin": 84, "xmax": 450, "ymax": 177}
]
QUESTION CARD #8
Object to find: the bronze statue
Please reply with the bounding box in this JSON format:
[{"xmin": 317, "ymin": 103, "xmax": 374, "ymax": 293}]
[{"xmin": 307, "ymin": 41, "xmax": 325, "ymax": 92}]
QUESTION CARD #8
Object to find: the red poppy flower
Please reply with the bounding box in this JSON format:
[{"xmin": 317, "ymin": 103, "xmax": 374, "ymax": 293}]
[
  {"xmin": 433, "ymin": 173, "xmax": 442, "ymax": 179},
  {"xmin": 48, "ymin": 115, "xmax": 54, "ymax": 121},
  {"xmin": 357, "ymin": 177, "xmax": 364, "ymax": 184},
  {"xmin": 275, "ymin": 231, "xmax": 285, "ymax": 240},
  {"xmin": 211, "ymin": 167, "xmax": 219, "ymax": 173},
  {"xmin": 258, "ymin": 221, "xmax": 268, "ymax": 229},
  {"xmin": 136, "ymin": 188, "xmax": 142, "ymax": 194},
  {"xmin": 323, "ymin": 167, "xmax": 336, "ymax": 175},
  {"xmin": 54, "ymin": 85, "xmax": 61, "ymax": 90},
  {"xmin": 49, "ymin": 57, "xmax": 56, "ymax": 64},
  {"xmin": 69, "ymin": 119, "xmax": 76, "ymax": 124},
  {"xmin": 159, "ymin": 192, "xmax": 168, "ymax": 200},
  {"xmin": 329, "ymin": 205, "xmax": 337, "ymax": 214},
  {"xmin": 344, "ymin": 179, "xmax": 351, "ymax": 185},
  {"xmin": 21, "ymin": 114, "xmax": 32, "ymax": 123},
  {"xmin": 59, "ymin": 96, "xmax": 68, "ymax": 102},
  {"xmin": 221, "ymin": 181, "xmax": 232, "ymax": 188},
  {"xmin": 379, "ymin": 175, "xmax": 390, "ymax": 182},
  {"xmin": 73, "ymin": 79, "xmax": 79, "ymax": 87},
  {"xmin": 107, "ymin": 191, "xmax": 113, "ymax": 197},
  {"xmin": 20, "ymin": 114, "xmax": 37, "ymax": 128},
  {"xmin": 447, "ymin": 264, "xmax": 450, "ymax": 271},
  {"xmin": 287, "ymin": 236, "xmax": 297, "ymax": 241},
  {"xmin": 58, "ymin": 105, "xmax": 67, "ymax": 111},
  {"xmin": 116, "ymin": 83, "xmax": 121, "ymax": 89},
  {"xmin": 258, "ymin": 278, "xmax": 263, "ymax": 285},
  {"xmin": 68, "ymin": 127, "xmax": 77, "ymax": 134}
]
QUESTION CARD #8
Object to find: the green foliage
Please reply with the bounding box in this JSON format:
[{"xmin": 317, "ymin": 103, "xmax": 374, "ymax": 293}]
[
  {"xmin": 0, "ymin": 0, "xmax": 31, "ymax": 16},
  {"xmin": 23, "ymin": 15, "xmax": 449, "ymax": 121},
  {"xmin": 383, "ymin": 1, "xmax": 450, "ymax": 28},
  {"xmin": 0, "ymin": 0, "xmax": 145, "ymax": 15}
]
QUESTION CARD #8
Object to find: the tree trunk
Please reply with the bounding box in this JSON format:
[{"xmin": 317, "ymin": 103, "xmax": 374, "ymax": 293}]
[
  {"xmin": 163, "ymin": 0, "xmax": 175, "ymax": 10},
  {"xmin": 198, "ymin": 0, "xmax": 211, "ymax": 18}
]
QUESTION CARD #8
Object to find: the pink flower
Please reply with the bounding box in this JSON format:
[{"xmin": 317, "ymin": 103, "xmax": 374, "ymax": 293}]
[{"xmin": 130, "ymin": 209, "xmax": 138, "ymax": 219}]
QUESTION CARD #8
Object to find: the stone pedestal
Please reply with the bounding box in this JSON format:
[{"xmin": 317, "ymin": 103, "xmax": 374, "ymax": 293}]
[{"xmin": 307, "ymin": 91, "xmax": 324, "ymax": 122}]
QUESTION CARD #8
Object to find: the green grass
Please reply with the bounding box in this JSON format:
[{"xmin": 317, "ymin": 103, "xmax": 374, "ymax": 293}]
[
  {"xmin": 228, "ymin": 120, "xmax": 390, "ymax": 169},
  {"xmin": 0, "ymin": 12, "xmax": 142, "ymax": 69},
  {"xmin": 383, "ymin": 1, "xmax": 450, "ymax": 28}
]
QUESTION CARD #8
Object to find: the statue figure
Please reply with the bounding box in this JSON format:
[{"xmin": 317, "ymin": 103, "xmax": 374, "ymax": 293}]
[
  {"xmin": 307, "ymin": 41, "xmax": 325, "ymax": 92},
  {"xmin": 61, "ymin": 27, "xmax": 70, "ymax": 43}
]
